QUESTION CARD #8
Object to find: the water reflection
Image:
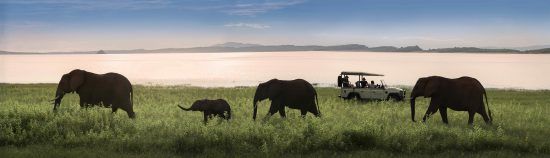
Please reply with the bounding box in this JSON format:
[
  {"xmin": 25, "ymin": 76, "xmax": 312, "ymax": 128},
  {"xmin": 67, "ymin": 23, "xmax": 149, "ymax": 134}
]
[{"xmin": 1, "ymin": 52, "xmax": 549, "ymax": 89}]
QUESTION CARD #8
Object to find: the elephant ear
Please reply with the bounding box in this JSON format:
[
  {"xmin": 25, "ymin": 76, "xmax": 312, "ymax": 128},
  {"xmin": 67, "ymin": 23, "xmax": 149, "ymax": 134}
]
[
  {"xmin": 424, "ymin": 77, "xmax": 440, "ymax": 97},
  {"xmin": 59, "ymin": 74, "xmax": 71, "ymax": 92},
  {"xmin": 199, "ymin": 100, "xmax": 211, "ymax": 111},
  {"xmin": 267, "ymin": 80, "xmax": 283, "ymax": 98},
  {"xmin": 191, "ymin": 100, "xmax": 205, "ymax": 111},
  {"xmin": 69, "ymin": 70, "xmax": 86, "ymax": 92}
]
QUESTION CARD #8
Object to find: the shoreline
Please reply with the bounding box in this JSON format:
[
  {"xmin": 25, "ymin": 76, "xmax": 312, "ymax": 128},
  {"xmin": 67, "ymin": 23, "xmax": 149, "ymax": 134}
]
[
  {"xmin": 2, "ymin": 50, "xmax": 550, "ymax": 55},
  {"xmin": 1, "ymin": 83, "xmax": 549, "ymax": 91}
]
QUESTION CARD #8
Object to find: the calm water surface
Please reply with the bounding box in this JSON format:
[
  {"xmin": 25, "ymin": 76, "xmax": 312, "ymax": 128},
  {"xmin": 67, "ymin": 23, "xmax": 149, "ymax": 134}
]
[{"xmin": 1, "ymin": 52, "xmax": 549, "ymax": 89}]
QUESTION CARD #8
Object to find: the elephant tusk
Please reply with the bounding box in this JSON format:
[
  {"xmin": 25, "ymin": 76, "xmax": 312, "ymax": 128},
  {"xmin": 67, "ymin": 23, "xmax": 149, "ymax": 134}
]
[{"xmin": 50, "ymin": 95, "xmax": 62, "ymax": 102}]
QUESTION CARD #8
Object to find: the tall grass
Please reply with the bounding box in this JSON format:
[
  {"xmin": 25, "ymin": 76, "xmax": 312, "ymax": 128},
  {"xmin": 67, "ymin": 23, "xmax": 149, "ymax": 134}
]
[{"xmin": 0, "ymin": 84, "xmax": 549, "ymax": 156}]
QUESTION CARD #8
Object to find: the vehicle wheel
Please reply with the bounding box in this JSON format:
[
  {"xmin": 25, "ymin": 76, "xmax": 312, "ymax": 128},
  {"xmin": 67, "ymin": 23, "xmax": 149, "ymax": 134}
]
[
  {"xmin": 354, "ymin": 94, "xmax": 362, "ymax": 101},
  {"xmin": 346, "ymin": 93, "xmax": 360, "ymax": 100},
  {"xmin": 387, "ymin": 94, "xmax": 402, "ymax": 101},
  {"xmin": 343, "ymin": 94, "xmax": 353, "ymax": 100}
]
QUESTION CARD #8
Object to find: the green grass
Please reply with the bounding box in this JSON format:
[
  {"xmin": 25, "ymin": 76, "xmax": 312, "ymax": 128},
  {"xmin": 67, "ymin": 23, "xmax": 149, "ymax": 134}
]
[{"xmin": 0, "ymin": 84, "xmax": 549, "ymax": 157}]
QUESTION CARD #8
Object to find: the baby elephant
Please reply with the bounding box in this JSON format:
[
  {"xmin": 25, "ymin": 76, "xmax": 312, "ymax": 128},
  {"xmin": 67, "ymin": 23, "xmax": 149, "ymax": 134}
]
[{"xmin": 178, "ymin": 99, "xmax": 231, "ymax": 123}]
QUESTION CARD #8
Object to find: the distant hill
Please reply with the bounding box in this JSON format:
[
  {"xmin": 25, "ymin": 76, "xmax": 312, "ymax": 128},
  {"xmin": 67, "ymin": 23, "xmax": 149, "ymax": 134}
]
[
  {"xmin": 525, "ymin": 48, "xmax": 550, "ymax": 54},
  {"xmin": 212, "ymin": 42, "xmax": 263, "ymax": 48},
  {"xmin": 426, "ymin": 47, "xmax": 519, "ymax": 53},
  {"xmin": 315, "ymin": 44, "xmax": 368, "ymax": 51},
  {"xmin": 105, "ymin": 43, "xmax": 374, "ymax": 53},
  {"xmin": 1, "ymin": 42, "xmax": 549, "ymax": 54},
  {"xmin": 367, "ymin": 45, "xmax": 422, "ymax": 52},
  {"xmin": 481, "ymin": 45, "xmax": 550, "ymax": 51}
]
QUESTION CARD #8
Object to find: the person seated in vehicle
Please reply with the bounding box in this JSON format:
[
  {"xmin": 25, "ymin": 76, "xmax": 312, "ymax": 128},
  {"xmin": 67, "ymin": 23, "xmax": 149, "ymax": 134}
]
[
  {"xmin": 370, "ymin": 80, "xmax": 377, "ymax": 88},
  {"xmin": 359, "ymin": 77, "xmax": 368, "ymax": 88},
  {"xmin": 342, "ymin": 75, "xmax": 350, "ymax": 87},
  {"xmin": 337, "ymin": 75, "xmax": 343, "ymax": 87}
]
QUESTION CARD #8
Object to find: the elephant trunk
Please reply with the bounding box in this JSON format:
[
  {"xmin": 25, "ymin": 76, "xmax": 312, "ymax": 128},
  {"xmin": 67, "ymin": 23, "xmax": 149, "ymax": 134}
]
[
  {"xmin": 409, "ymin": 84, "xmax": 421, "ymax": 122},
  {"xmin": 410, "ymin": 96, "xmax": 416, "ymax": 122},
  {"xmin": 177, "ymin": 105, "xmax": 192, "ymax": 111},
  {"xmin": 253, "ymin": 96, "xmax": 259, "ymax": 121},
  {"xmin": 52, "ymin": 87, "xmax": 65, "ymax": 111},
  {"xmin": 227, "ymin": 109, "xmax": 231, "ymax": 120}
]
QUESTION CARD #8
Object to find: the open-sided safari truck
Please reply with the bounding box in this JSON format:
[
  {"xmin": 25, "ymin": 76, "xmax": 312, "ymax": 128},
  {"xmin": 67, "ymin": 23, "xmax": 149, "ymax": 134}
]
[{"xmin": 337, "ymin": 71, "xmax": 406, "ymax": 101}]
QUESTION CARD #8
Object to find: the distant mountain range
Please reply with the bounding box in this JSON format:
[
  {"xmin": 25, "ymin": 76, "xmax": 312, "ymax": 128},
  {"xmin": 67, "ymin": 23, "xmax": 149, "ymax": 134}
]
[
  {"xmin": 426, "ymin": 47, "xmax": 519, "ymax": 53},
  {"xmin": 483, "ymin": 44, "xmax": 550, "ymax": 51},
  {"xmin": 2, "ymin": 42, "xmax": 550, "ymax": 54}
]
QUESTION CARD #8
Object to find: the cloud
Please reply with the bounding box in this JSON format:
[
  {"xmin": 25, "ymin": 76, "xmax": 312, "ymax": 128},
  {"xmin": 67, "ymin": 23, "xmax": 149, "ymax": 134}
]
[
  {"xmin": 1, "ymin": 0, "xmax": 306, "ymax": 16},
  {"xmin": 222, "ymin": 0, "xmax": 306, "ymax": 16},
  {"xmin": 224, "ymin": 23, "xmax": 271, "ymax": 29},
  {"xmin": 1, "ymin": 0, "xmax": 174, "ymax": 10}
]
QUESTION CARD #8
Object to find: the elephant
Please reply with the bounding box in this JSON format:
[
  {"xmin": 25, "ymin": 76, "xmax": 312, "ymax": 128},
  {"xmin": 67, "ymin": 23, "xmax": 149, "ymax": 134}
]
[
  {"xmin": 253, "ymin": 79, "xmax": 320, "ymax": 120},
  {"xmin": 410, "ymin": 76, "xmax": 492, "ymax": 125},
  {"xmin": 177, "ymin": 99, "xmax": 231, "ymax": 123},
  {"xmin": 52, "ymin": 69, "xmax": 135, "ymax": 118}
]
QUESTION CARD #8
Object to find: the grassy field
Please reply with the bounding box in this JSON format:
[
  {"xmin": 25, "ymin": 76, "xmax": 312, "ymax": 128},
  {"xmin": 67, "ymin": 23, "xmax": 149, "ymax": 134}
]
[{"xmin": 0, "ymin": 84, "xmax": 549, "ymax": 157}]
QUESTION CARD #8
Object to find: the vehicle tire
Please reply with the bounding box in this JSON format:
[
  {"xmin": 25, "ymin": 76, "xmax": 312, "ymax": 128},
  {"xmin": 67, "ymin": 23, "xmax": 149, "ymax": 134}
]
[
  {"xmin": 387, "ymin": 94, "xmax": 402, "ymax": 101},
  {"xmin": 343, "ymin": 94, "xmax": 353, "ymax": 100},
  {"xmin": 354, "ymin": 93, "xmax": 362, "ymax": 101},
  {"xmin": 346, "ymin": 93, "xmax": 360, "ymax": 100}
]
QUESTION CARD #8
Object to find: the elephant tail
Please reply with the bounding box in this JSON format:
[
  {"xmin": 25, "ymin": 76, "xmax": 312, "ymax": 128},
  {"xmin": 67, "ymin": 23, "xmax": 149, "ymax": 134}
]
[
  {"xmin": 130, "ymin": 86, "xmax": 134, "ymax": 107},
  {"xmin": 315, "ymin": 91, "xmax": 321, "ymax": 117},
  {"xmin": 484, "ymin": 89, "xmax": 493, "ymax": 122}
]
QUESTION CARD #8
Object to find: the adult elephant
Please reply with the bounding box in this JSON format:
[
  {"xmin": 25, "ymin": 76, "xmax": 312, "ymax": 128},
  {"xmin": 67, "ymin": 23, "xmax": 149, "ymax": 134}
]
[
  {"xmin": 410, "ymin": 76, "xmax": 492, "ymax": 125},
  {"xmin": 52, "ymin": 69, "xmax": 135, "ymax": 118},
  {"xmin": 253, "ymin": 79, "xmax": 320, "ymax": 120}
]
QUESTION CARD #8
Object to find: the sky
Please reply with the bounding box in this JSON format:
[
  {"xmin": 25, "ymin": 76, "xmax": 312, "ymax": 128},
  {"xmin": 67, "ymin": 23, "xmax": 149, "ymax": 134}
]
[{"xmin": 0, "ymin": 0, "xmax": 549, "ymax": 52}]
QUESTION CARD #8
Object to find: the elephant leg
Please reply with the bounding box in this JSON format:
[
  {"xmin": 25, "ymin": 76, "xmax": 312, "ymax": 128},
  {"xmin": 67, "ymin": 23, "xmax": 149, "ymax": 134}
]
[
  {"xmin": 478, "ymin": 107, "xmax": 491, "ymax": 124},
  {"xmin": 439, "ymin": 106, "xmax": 448, "ymax": 124},
  {"xmin": 300, "ymin": 109, "xmax": 307, "ymax": 118},
  {"xmin": 278, "ymin": 106, "xmax": 286, "ymax": 118},
  {"xmin": 422, "ymin": 100, "xmax": 439, "ymax": 122},
  {"xmin": 218, "ymin": 113, "xmax": 227, "ymax": 119},
  {"xmin": 119, "ymin": 106, "xmax": 135, "ymax": 118},
  {"xmin": 224, "ymin": 110, "xmax": 231, "ymax": 120},
  {"xmin": 309, "ymin": 105, "xmax": 320, "ymax": 117},
  {"xmin": 267, "ymin": 102, "xmax": 278, "ymax": 117},
  {"xmin": 80, "ymin": 101, "xmax": 91, "ymax": 109},
  {"xmin": 467, "ymin": 111, "xmax": 475, "ymax": 125},
  {"xmin": 125, "ymin": 109, "xmax": 136, "ymax": 119},
  {"xmin": 203, "ymin": 112, "xmax": 208, "ymax": 124}
]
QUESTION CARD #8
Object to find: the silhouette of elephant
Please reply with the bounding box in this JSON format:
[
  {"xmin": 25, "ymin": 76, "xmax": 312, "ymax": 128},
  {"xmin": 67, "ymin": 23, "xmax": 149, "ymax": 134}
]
[
  {"xmin": 52, "ymin": 69, "xmax": 135, "ymax": 118},
  {"xmin": 410, "ymin": 76, "xmax": 492, "ymax": 125},
  {"xmin": 178, "ymin": 99, "xmax": 231, "ymax": 123},
  {"xmin": 253, "ymin": 79, "xmax": 320, "ymax": 120}
]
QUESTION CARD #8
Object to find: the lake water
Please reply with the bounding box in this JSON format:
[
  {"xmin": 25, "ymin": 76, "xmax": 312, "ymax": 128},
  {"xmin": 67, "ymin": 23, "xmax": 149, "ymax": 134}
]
[{"xmin": 1, "ymin": 52, "xmax": 550, "ymax": 89}]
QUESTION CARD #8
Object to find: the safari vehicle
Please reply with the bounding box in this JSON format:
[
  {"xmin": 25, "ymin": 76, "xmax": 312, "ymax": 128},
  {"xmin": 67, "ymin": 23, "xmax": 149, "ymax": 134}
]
[{"xmin": 337, "ymin": 71, "xmax": 406, "ymax": 101}]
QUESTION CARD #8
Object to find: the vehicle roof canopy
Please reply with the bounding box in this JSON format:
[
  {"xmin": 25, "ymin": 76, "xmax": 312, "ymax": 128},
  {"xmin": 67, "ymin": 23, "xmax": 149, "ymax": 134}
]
[{"xmin": 340, "ymin": 71, "xmax": 384, "ymax": 76}]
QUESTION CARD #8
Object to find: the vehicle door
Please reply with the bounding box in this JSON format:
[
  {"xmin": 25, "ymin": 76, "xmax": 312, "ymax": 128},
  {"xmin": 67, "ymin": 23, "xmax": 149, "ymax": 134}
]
[
  {"xmin": 366, "ymin": 87, "xmax": 386, "ymax": 99},
  {"xmin": 356, "ymin": 87, "xmax": 371, "ymax": 99}
]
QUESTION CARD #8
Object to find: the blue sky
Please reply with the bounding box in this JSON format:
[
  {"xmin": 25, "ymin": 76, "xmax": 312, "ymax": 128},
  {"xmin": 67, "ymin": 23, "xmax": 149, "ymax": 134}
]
[{"xmin": 1, "ymin": 0, "xmax": 549, "ymax": 52}]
